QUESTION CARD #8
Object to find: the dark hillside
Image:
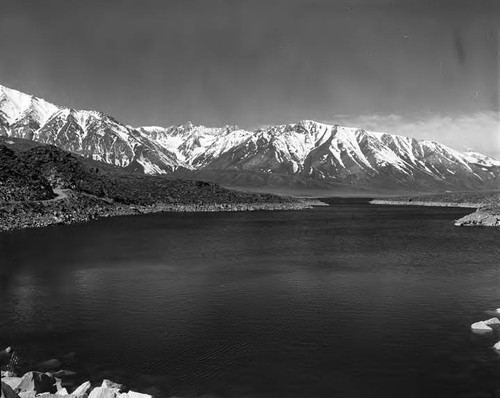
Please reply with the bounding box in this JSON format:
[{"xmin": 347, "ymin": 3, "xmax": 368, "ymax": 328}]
[
  {"xmin": 0, "ymin": 138, "xmax": 308, "ymax": 232},
  {"xmin": 0, "ymin": 145, "xmax": 54, "ymax": 201}
]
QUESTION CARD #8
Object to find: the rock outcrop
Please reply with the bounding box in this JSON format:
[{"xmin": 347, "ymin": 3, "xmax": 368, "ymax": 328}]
[
  {"xmin": 1, "ymin": 370, "xmax": 154, "ymax": 398},
  {"xmin": 16, "ymin": 372, "xmax": 57, "ymax": 395},
  {"xmin": 370, "ymin": 191, "xmax": 500, "ymax": 227},
  {"xmin": 454, "ymin": 209, "xmax": 500, "ymax": 227}
]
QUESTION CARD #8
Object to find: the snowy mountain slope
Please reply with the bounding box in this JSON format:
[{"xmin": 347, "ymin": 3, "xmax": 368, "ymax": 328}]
[
  {"xmin": 171, "ymin": 120, "xmax": 499, "ymax": 191},
  {"xmin": 0, "ymin": 85, "xmax": 183, "ymax": 173},
  {"xmin": 1, "ymin": 83, "xmax": 499, "ymax": 191},
  {"xmin": 136, "ymin": 123, "xmax": 249, "ymax": 167}
]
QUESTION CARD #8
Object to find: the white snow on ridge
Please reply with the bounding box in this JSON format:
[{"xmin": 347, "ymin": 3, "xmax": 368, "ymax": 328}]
[
  {"xmin": 137, "ymin": 155, "xmax": 167, "ymax": 174},
  {"xmin": 0, "ymin": 85, "xmax": 59, "ymax": 125},
  {"xmin": 1, "ymin": 82, "xmax": 499, "ymax": 187},
  {"xmin": 30, "ymin": 98, "xmax": 60, "ymax": 124},
  {"xmin": 0, "ymin": 85, "xmax": 33, "ymax": 123},
  {"xmin": 73, "ymin": 110, "xmax": 97, "ymax": 129},
  {"xmin": 464, "ymin": 151, "xmax": 500, "ymax": 167},
  {"xmin": 135, "ymin": 119, "xmax": 500, "ymax": 183}
]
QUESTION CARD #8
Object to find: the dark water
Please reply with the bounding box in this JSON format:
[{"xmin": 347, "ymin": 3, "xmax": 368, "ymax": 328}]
[{"xmin": 1, "ymin": 203, "xmax": 500, "ymax": 398}]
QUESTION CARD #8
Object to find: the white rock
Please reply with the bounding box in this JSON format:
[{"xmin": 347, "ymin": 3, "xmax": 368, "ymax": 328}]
[
  {"xmin": 101, "ymin": 380, "xmax": 123, "ymax": 391},
  {"xmin": 494, "ymin": 341, "xmax": 500, "ymax": 350},
  {"xmin": 128, "ymin": 391, "xmax": 152, "ymax": 398},
  {"xmin": 56, "ymin": 388, "xmax": 69, "ymax": 396},
  {"xmin": 485, "ymin": 317, "xmax": 500, "ymax": 325},
  {"xmin": 18, "ymin": 392, "xmax": 36, "ymax": 398},
  {"xmin": 471, "ymin": 321, "xmax": 493, "ymax": 331},
  {"xmin": 1, "ymin": 382, "xmax": 20, "ymax": 398},
  {"xmin": 1, "ymin": 377, "xmax": 22, "ymax": 390},
  {"xmin": 88, "ymin": 387, "xmax": 118, "ymax": 398},
  {"xmin": 72, "ymin": 381, "xmax": 92, "ymax": 398}
]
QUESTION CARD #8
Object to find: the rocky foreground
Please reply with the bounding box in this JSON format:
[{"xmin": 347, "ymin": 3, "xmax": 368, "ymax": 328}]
[
  {"xmin": 370, "ymin": 191, "xmax": 500, "ymax": 227},
  {"xmin": 2, "ymin": 371, "xmax": 152, "ymax": 398},
  {"xmin": 0, "ymin": 139, "xmax": 320, "ymax": 232},
  {"xmin": 1, "ymin": 347, "xmax": 156, "ymax": 398},
  {"xmin": 1, "ymin": 347, "xmax": 194, "ymax": 398}
]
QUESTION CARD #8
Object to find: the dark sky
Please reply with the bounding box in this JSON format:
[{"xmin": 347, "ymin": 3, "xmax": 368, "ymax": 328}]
[{"xmin": 0, "ymin": 0, "xmax": 499, "ymax": 154}]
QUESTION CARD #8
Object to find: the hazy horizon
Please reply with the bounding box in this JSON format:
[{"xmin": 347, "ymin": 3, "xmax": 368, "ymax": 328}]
[{"xmin": 0, "ymin": 0, "xmax": 499, "ymax": 157}]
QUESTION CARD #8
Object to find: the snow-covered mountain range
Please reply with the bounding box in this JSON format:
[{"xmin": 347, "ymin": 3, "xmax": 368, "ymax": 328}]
[
  {"xmin": 0, "ymin": 85, "xmax": 181, "ymax": 174},
  {"xmin": 1, "ymin": 83, "xmax": 499, "ymax": 192}
]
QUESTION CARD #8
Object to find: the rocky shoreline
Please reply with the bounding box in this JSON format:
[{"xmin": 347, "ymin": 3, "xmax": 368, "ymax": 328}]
[
  {"xmin": 370, "ymin": 198, "xmax": 500, "ymax": 227},
  {"xmin": 0, "ymin": 142, "xmax": 329, "ymax": 233},
  {"xmin": 453, "ymin": 208, "xmax": 500, "ymax": 227},
  {"xmin": 1, "ymin": 347, "xmax": 158, "ymax": 398},
  {"xmin": 0, "ymin": 190, "xmax": 324, "ymax": 233},
  {"xmin": 369, "ymin": 199, "xmax": 480, "ymax": 208},
  {"xmin": 2, "ymin": 371, "xmax": 153, "ymax": 398},
  {"xmin": 0, "ymin": 347, "xmax": 182, "ymax": 398}
]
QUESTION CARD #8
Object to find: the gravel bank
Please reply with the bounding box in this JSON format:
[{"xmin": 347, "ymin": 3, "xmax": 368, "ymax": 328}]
[{"xmin": 0, "ymin": 192, "xmax": 323, "ymax": 233}]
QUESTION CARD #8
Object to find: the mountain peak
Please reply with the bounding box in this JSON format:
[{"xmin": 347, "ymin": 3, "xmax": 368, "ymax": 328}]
[
  {"xmin": 1, "ymin": 82, "xmax": 499, "ymax": 191},
  {"xmin": 1, "ymin": 84, "xmax": 62, "ymax": 126}
]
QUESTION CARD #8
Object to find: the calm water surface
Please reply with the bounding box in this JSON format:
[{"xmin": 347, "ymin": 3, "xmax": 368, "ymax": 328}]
[{"xmin": 1, "ymin": 202, "xmax": 500, "ymax": 398}]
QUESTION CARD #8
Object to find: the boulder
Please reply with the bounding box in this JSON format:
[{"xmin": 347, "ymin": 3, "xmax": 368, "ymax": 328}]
[
  {"xmin": 37, "ymin": 359, "xmax": 62, "ymax": 372},
  {"xmin": 101, "ymin": 381, "xmax": 123, "ymax": 392},
  {"xmin": 16, "ymin": 372, "xmax": 57, "ymax": 394},
  {"xmin": 88, "ymin": 387, "xmax": 118, "ymax": 398},
  {"xmin": 1, "ymin": 382, "xmax": 20, "ymax": 398},
  {"xmin": 471, "ymin": 321, "xmax": 493, "ymax": 331},
  {"xmin": 141, "ymin": 386, "xmax": 162, "ymax": 398},
  {"xmin": 484, "ymin": 317, "xmax": 500, "ymax": 325},
  {"xmin": 71, "ymin": 381, "xmax": 91, "ymax": 398},
  {"xmin": 494, "ymin": 341, "xmax": 500, "ymax": 350},
  {"xmin": 56, "ymin": 388, "xmax": 69, "ymax": 396},
  {"xmin": 127, "ymin": 392, "xmax": 152, "ymax": 398},
  {"xmin": 1, "ymin": 378, "xmax": 22, "ymax": 391},
  {"xmin": 18, "ymin": 392, "xmax": 35, "ymax": 398}
]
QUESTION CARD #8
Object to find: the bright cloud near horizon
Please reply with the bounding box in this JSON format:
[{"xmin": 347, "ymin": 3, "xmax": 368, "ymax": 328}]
[
  {"xmin": 332, "ymin": 112, "xmax": 500, "ymax": 159},
  {"xmin": 0, "ymin": 0, "xmax": 498, "ymax": 157}
]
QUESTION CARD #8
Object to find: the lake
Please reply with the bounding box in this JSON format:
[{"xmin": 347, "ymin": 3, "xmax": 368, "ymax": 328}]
[{"xmin": 1, "ymin": 202, "xmax": 500, "ymax": 398}]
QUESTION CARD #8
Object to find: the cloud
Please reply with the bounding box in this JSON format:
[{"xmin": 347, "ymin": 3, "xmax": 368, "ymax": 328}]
[{"xmin": 329, "ymin": 111, "xmax": 500, "ymax": 159}]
